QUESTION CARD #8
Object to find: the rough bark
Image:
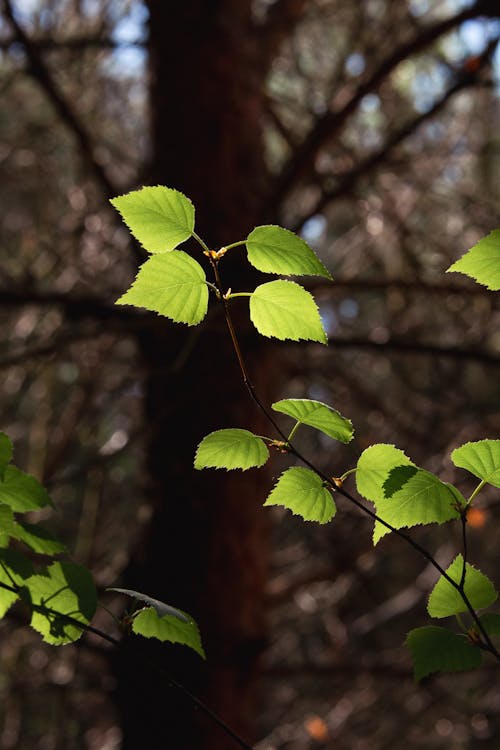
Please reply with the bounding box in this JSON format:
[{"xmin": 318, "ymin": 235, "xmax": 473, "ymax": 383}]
[{"xmin": 115, "ymin": 3, "xmax": 278, "ymax": 748}]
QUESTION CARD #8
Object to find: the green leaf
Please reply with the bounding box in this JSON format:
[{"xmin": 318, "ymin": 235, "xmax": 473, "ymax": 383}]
[
  {"xmin": 479, "ymin": 612, "xmax": 500, "ymax": 637},
  {"xmin": 356, "ymin": 444, "xmax": 414, "ymax": 504},
  {"xmin": 246, "ymin": 225, "xmax": 331, "ymax": 279},
  {"xmin": 356, "ymin": 445, "xmax": 462, "ymax": 544},
  {"xmin": 13, "ymin": 521, "xmax": 67, "ymax": 555},
  {"xmin": 0, "ymin": 466, "xmax": 53, "ymax": 512},
  {"xmin": 0, "ymin": 433, "xmax": 13, "ymax": 480},
  {"xmin": 373, "ymin": 467, "xmax": 463, "ymax": 544},
  {"xmin": 116, "ymin": 251, "xmax": 209, "ymax": 326},
  {"xmin": 451, "ymin": 440, "xmax": 500, "ymax": 488},
  {"xmin": 110, "ymin": 186, "xmax": 194, "ymax": 253},
  {"xmin": 24, "ymin": 561, "xmax": 97, "ymax": 645},
  {"xmin": 108, "ymin": 587, "xmax": 189, "ymax": 622},
  {"xmin": 132, "ymin": 607, "xmax": 205, "ymax": 658},
  {"xmin": 0, "ymin": 548, "xmax": 34, "ymax": 618},
  {"xmin": 428, "ymin": 555, "xmax": 497, "ymax": 619},
  {"xmin": 194, "ymin": 429, "xmax": 269, "ymax": 471},
  {"xmin": 272, "ymin": 398, "xmax": 353, "ymax": 443},
  {"xmin": 0, "ymin": 504, "xmax": 16, "ymax": 547},
  {"xmin": 406, "ymin": 626, "xmax": 482, "ymax": 681},
  {"xmin": 249, "ymin": 280, "xmax": 327, "ymax": 343},
  {"xmin": 264, "ymin": 467, "xmax": 335, "ymax": 524},
  {"xmin": 447, "ymin": 230, "xmax": 500, "ymax": 290}
]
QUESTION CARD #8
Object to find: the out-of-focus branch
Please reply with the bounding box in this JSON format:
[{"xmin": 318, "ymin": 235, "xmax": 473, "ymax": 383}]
[
  {"xmin": 2, "ymin": 0, "xmax": 116, "ymax": 197},
  {"xmin": 270, "ymin": 0, "xmax": 500, "ymax": 212},
  {"xmin": 327, "ymin": 336, "xmax": 500, "ymax": 365},
  {"xmin": 258, "ymin": 0, "xmax": 308, "ymax": 65},
  {"xmin": 0, "ymin": 34, "xmax": 145, "ymax": 52},
  {"xmin": 294, "ymin": 46, "xmax": 497, "ymax": 230}
]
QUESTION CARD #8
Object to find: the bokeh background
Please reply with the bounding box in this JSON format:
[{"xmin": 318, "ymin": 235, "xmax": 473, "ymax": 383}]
[{"xmin": 1, "ymin": 0, "xmax": 500, "ymax": 748}]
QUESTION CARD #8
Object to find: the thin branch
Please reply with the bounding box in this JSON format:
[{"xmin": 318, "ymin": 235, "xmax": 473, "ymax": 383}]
[
  {"xmin": 0, "ymin": 34, "xmax": 145, "ymax": 52},
  {"xmin": 326, "ymin": 336, "xmax": 500, "ymax": 365},
  {"xmin": 269, "ymin": 0, "xmax": 499, "ymax": 211},
  {"xmin": 2, "ymin": 0, "xmax": 116, "ymax": 197},
  {"xmin": 293, "ymin": 55, "xmax": 496, "ymax": 231},
  {"xmin": 0, "ymin": 579, "xmax": 254, "ymax": 750}
]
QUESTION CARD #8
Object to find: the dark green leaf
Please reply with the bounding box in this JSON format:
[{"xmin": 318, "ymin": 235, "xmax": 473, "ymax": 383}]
[
  {"xmin": 132, "ymin": 607, "xmax": 205, "ymax": 658},
  {"xmin": 0, "ymin": 466, "xmax": 53, "ymax": 512},
  {"xmin": 406, "ymin": 626, "xmax": 482, "ymax": 681}
]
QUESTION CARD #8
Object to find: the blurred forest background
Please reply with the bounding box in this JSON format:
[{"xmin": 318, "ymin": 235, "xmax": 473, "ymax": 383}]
[{"xmin": 1, "ymin": 0, "xmax": 500, "ymax": 748}]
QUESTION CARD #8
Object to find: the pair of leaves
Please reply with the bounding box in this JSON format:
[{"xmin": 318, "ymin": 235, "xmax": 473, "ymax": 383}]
[
  {"xmin": 111, "ymin": 187, "xmax": 331, "ymax": 279},
  {"xmin": 194, "ymin": 399, "xmax": 352, "ymax": 471},
  {"xmin": 407, "ymin": 555, "xmax": 498, "ymax": 680},
  {"xmin": 118, "ymin": 262, "xmax": 327, "ymax": 343},
  {"xmin": 355, "ymin": 444, "xmax": 463, "ymax": 543},
  {"xmin": 194, "ymin": 399, "xmax": 351, "ymax": 524},
  {"xmin": 109, "ymin": 588, "xmax": 204, "ymax": 658},
  {"xmin": 447, "ymin": 230, "xmax": 500, "ymax": 290},
  {"xmin": 112, "ymin": 187, "xmax": 329, "ymax": 343}
]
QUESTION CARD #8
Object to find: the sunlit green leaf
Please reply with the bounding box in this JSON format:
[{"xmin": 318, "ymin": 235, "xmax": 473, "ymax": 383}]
[
  {"xmin": 24, "ymin": 562, "xmax": 97, "ymax": 645},
  {"xmin": 428, "ymin": 555, "xmax": 497, "ymax": 619},
  {"xmin": 447, "ymin": 230, "xmax": 500, "ymax": 290},
  {"xmin": 116, "ymin": 251, "xmax": 208, "ymax": 326},
  {"xmin": 0, "ymin": 433, "xmax": 13, "ymax": 480},
  {"xmin": 356, "ymin": 444, "xmax": 414, "ymax": 504},
  {"xmin": 451, "ymin": 440, "xmax": 500, "ymax": 488},
  {"xmin": 264, "ymin": 467, "xmax": 335, "ymax": 524},
  {"xmin": 110, "ymin": 186, "xmax": 194, "ymax": 253},
  {"xmin": 246, "ymin": 225, "xmax": 331, "ymax": 279},
  {"xmin": 373, "ymin": 467, "xmax": 463, "ymax": 543},
  {"xmin": 356, "ymin": 445, "xmax": 462, "ymax": 543},
  {"xmin": 406, "ymin": 626, "xmax": 482, "ymax": 681},
  {"xmin": 108, "ymin": 587, "xmax": 189, "ymax": 622},
  {"xmin": 194, "ymin": 429, "xmax": 269, "ymax": 471},
  {"xmin": 249, "ymin": 280, "xmax": 327, "ymax": 343},
  {"xmin": 0, "ymin": 548, "xmax": 34, "ymax": 618},
  {"xmin": 0, "ymin": 466, "xmax": 53, "ymax": 512},
  {"xmin": 132, "ymin": 606, "xmax": 205, "ymax": 658},
  {"xmin": 272, "ymin": 398, "xmax": 353, "ymax": 443}
]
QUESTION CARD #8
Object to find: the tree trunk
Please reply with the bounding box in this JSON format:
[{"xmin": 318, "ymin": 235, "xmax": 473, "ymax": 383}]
[{"xmin": 115, "ymin": 3, "xmax": 277, "ymax": 748}]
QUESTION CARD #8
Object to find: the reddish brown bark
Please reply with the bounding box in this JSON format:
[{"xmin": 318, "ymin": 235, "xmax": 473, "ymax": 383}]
[{"xmin": 115, "ymin": 3, "xmax": 279, "ymax": 748}]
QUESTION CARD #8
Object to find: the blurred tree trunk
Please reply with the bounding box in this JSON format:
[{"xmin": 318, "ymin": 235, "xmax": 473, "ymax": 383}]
[{"xmin": 115, "ymin": 3, "xmax": 276, "ymax": 748}]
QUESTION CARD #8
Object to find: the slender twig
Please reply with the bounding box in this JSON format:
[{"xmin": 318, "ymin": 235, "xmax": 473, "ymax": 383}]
[
  {"xmin": 0, "ymin": 579, "xmax": 254, "ymax": 750},
  {"xmin": 208, "ymin": 255, "xmax": 500, "ymax": 661}
]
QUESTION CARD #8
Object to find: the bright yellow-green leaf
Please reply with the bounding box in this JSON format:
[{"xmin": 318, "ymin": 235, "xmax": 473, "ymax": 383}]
[
  {"xmin": 272, "ymin": 398, "xmax": 353, "ymax": 443},
  {"xmin": 451, "ymin": 440, "xmax": 500, "ymax": 488},
  {"xmin": 110, "ymin": 186, "xmax": 194, "ymax": 253},
  {"xmin": 265, "ymin": 467, "xmax": 335, "ymax": 523},
  {"xmin": 249, "ymin": 280, "xmax": 327, "ymax": 343},
  {"xmin": 194, "ymin": 429, "xmax": 269, "ymax": 471},
  {"xmin": 428, "ymin": 555, "xmax": 497, "ymax": 619},
  {"xmin": 0, "ymin": 433, "xmax": 13, "ymax": 480},
  {"xmin": 447, "ymin": 230, "xmax": 500, "ymax": 290},
  {"xmin": 246, "ymin": 225, "xmax": 331, "ymax": 278},
  {"xmin": 117, "ymin": 251, "xmax": 208, "ymax": 326}
]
